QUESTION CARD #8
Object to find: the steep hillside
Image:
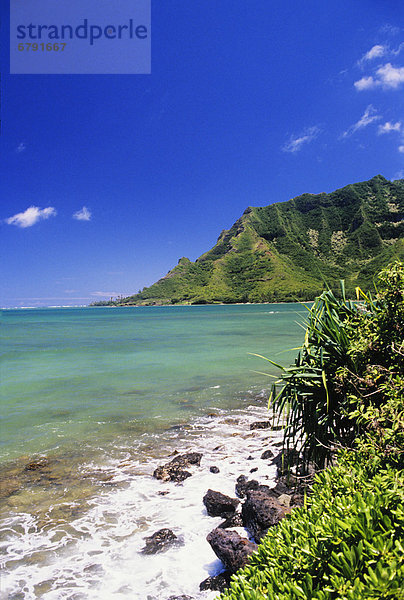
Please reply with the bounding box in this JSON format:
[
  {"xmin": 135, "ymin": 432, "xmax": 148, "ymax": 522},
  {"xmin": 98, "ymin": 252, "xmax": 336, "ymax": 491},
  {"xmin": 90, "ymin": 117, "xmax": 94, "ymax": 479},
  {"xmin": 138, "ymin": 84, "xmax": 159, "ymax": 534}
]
[{"xmin": 96, "ymin": 175, "xmax": 404, "ymax": 305}]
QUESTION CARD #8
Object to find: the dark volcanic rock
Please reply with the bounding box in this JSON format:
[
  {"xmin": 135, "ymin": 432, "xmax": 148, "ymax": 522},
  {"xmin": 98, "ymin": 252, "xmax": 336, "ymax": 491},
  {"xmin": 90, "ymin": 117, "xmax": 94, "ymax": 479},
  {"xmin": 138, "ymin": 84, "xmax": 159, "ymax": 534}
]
[
  {"xmin": 250, "ymin": 421, "xmax": 272, "ymax": 430},
  {"xmin": 170, "ymin": 452, "xmax": 202, "ymax": 467},
  {"xmin": 154, "ymin": 466, "xmax": 192, "ymax": 483},
  {"xmin": 206, "ymin": 528, "xmax": 257, "ymax": 573},
  {"xmin": 141, "ymin": 529, "xmax": 179, "ymax": 554},
  {"xmin": 168, "ymin": 596, "xmax": 194, "ymax": 600},
  {"xmin": 199, "ymin": 572, "xmax": 231, "ymax": 592},
  {"xmin": 25, "ymin": 457, "xmax": 50, "ymax": 471},
  {"xmin": 291, "ymin": 492, "xmax": 305, "ymax": 508},
  {"xmin": 236, "ymin": 477, "xmax": 279, "ymax": 500},
  {"xmin": 153, "ymin": 452, "xmax": 202, "ymax": 483},
  {"xmin": 260, "ymin": 449, "xmax": 274, "ymax": 460},
  {"xmin": 235, "ymin": 475, "xmax": 259, "ymax": 498},
  {"xmin": 255, "ymin": 484, "xmax": 274, "ymax": 495},
  {"xmin": 210, "ymin": 466, "xmax": 220, "ymax": 474},
  {"xmin": 272, "ymin": 480, "xmax": 291, "ymax": 495},
  {"xmin": 256, "ymin": 484, "xmax": 278, "ymax": 497},
  {"xmin": 218, "ymin": 512, "xmax": 244, "ymax": 529},
  {"xmin": 272, "ymin": 449, "xmax": 301, "ymax": 476},
  {"xmin": 242, "ymin": 491, "xmax": 289, "ymax": 542},
  {"xmin": 250, "ymin": 467, "xmax": 258, "ymax": 473},
  {"xmin": 203, "ymin": 489, "xmax": 240, "ymax": 517}
]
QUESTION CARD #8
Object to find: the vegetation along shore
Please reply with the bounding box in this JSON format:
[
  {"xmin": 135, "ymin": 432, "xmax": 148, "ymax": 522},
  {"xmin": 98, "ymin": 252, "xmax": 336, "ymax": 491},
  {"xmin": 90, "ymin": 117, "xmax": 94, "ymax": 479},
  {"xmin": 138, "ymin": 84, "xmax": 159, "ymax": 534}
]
[
  {"xmin": 81, "ymin": 260, "xmax": 404, "ymax": 599},
  {"xmin": 89, "ymin": 260, "xmax": 402, "ymax": 599},
  {"xmin": 217, "ymin": 261, "xmax": 404, "ymax": 599}
]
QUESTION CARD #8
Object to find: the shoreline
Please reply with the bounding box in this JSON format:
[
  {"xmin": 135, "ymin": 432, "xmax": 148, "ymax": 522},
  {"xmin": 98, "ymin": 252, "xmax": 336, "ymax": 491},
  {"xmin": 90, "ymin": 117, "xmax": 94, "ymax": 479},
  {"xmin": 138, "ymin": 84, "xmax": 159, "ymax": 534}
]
[
  {"xmin": 90, "ymin": 300, "xmax": 313, "ymax": 309},
  {"xmin": 1, "ymin": 403, "xmax": 288, "ymax": 600}
]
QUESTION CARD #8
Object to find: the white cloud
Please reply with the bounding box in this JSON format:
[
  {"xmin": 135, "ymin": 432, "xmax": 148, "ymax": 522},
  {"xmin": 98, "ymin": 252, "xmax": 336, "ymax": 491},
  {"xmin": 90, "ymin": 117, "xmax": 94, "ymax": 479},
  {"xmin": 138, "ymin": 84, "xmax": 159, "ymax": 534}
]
[
  {"xmin": 354, "ymin": 76, "xmax": 377, "ymax": 91},
  {"xmin": 91, "ymin": 291, "xmax": 119, "ymax": 297},
  {"xmin": 398, "ymin": 145, "xmax": 404, "ymax": 153},
  {"xmin": 378, "ymin": 121, "xmax": 401, "ymax": 134},
  {"xmin": 282, "ymin": 126, "xmax": 321, "ymax": 153},
  {"xmin": 342, "ymin": 105, "xmax": 381, "ymax": 138},
  {"xmin": 376, "ymin": 63, "xmax": 404, "ymax": 89},
  {"xmin": 5, "ymin": 206, "xmax": 57, "ymax": 228},
  {"xmin": 16, "ymin": 142, "xmax": 26, "ymax": 153},
  {"xmin": 73, "ymin": 206, "xmax": 92, "ymax": 221},
  {"xmin": 361, "ymin": 44, "xmax": 386, "ymax": 62},
  {"xmin": 355, "ymin": 62, "xmax": 404, "ymax": 90}
]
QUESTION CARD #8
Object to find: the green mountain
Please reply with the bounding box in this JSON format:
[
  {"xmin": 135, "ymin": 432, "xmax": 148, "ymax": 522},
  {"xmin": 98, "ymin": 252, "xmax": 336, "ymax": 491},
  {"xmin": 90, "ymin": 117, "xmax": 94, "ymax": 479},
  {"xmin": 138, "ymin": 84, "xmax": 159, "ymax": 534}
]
[{"xmin": 99, "ymin": 175, "xmax": 404, "ymax": 305}]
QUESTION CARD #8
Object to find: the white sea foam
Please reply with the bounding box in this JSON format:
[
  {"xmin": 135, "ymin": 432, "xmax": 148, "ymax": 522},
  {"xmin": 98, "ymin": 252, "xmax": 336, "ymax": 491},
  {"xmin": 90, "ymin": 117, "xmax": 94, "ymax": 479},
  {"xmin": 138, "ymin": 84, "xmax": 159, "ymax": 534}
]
[{"xmin": 1, "ymin": 405, "xmax": 283, "ymax": 600}]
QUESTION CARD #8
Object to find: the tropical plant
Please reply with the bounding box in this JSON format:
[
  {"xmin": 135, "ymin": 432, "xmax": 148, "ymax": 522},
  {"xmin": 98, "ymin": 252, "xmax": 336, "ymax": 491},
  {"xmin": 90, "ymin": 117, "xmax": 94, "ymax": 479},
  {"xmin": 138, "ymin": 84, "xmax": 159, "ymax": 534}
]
[
  {"xmin": 259, "ymin": 261, "xmax": 404, "ymax": 471},
  {"xmin": 261, "ymin": 284, "xmax": 359, "ymax": 470},
  {"xmin": 220, "ymin": 261, "xmax": 404, "ymax": 600}
]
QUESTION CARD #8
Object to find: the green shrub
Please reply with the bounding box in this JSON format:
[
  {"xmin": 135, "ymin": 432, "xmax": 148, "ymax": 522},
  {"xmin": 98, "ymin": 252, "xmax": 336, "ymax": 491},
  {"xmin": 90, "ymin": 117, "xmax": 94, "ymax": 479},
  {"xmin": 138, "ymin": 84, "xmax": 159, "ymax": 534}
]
[
  {"xmin": 221, "ymin": 457, "xmax": 404, "ymax": 599},
  {"xmin": 222, "ymin": 262, "xmax": 404, "ymax": 600}
]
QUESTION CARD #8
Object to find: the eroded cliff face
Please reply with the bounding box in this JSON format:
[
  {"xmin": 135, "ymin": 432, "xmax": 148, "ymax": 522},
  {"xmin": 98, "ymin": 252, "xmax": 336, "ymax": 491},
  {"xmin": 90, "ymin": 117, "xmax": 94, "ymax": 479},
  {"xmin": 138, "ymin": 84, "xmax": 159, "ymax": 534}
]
[{"xmin": 98, "ymin": 175, "xmax": 404, "ymax": 306}]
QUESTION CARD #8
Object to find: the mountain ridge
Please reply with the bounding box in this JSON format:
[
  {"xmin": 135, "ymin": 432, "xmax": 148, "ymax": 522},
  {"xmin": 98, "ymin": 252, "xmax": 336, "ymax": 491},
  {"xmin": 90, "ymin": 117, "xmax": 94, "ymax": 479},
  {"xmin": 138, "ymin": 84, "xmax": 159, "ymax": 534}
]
[{"xmin": 93, "ymin": 175, "xmax": 404, "ymax": 306}]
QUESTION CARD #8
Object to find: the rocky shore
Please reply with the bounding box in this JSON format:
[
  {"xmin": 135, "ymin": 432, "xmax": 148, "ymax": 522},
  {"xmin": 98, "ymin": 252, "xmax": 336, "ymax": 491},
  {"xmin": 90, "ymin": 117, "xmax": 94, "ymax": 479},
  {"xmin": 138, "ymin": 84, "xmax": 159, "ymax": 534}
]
[
  {"xmin": 1, "ymin": 404, "xmax": 305, "ymax": 599},
  {"xmin": 146, "ymin": 418, "xmax": 305, "ymax": 598}
]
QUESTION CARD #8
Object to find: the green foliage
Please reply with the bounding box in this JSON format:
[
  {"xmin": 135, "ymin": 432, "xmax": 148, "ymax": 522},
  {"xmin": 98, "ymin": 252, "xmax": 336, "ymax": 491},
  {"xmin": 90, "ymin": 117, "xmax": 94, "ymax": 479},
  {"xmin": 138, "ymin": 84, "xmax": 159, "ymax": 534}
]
[
  {"xmin": 267, "ymin": 285, "xmax": 358, "ymax": 469},
  {"xmin": 221, "ymin": 459, "xmax": 404, "ymax": 600},
  {"xmin": 267, "ymin": 262, "xmax": 404, "ymax": 470},
  {"xmin": 220, "ymin": 261, "xmax": 404, "ymax": 600},
  {"xmin": 97, "ymin": 175, "xmax": 404, "ymax": 306},
  {"xmin": 348, "ymin": 372, "xmax": 404, "ymax": 471},
  {"xmin": 347, "ymin": 261, "xmax": 404, "ymax": 371}
]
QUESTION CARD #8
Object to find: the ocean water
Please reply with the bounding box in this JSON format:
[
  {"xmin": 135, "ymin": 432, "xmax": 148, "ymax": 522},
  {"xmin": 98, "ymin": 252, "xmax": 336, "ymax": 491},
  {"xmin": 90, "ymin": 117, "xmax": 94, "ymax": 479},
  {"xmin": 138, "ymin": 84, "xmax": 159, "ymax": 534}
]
[{"xmin": 0, "ymin": 304, "xmax": 305, "ymax": 600}]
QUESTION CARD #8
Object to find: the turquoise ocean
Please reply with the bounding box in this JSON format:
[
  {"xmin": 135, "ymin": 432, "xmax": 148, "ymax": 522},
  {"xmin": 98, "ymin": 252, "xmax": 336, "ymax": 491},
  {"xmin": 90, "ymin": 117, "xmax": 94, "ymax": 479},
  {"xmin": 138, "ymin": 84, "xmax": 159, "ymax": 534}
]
[{"xmin": 0, "ymin": 304, "xmax": 305, "ymax": 600}]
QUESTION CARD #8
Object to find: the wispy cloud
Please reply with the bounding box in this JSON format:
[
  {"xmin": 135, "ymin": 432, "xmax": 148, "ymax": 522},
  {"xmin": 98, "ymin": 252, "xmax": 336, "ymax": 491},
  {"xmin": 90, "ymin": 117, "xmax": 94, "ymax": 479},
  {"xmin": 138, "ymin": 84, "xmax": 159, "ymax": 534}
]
[
  {"xmin": 91, "ymin": 291, "xmax": 119, "ymax": 297},
  {"xmin": 359, "ymin": 44, "xmax": 386, "ymax": 64},
  {"xmin": 342, "ymin": 105, "xmax": 381, "ymax": 138},
  {"xmin": 282, "ymin": 126, "xmax": 321, "ymax": 153},
  {"xmin": 5, "ymin": 206, "xmax": 57, "ymax": 228},
  {"xmin": 392, "ymin": 42, "xmax": 404, "ymax": 56},
  {"xmin": 73, "ymin": 206, "xmax": 92, "ymax": 221},
  {"xmin": 379, "ymin": 24, "xmax": 400, "ymax": 37},
  {"xmin": 378, "ymin": 121, "xmax": 401, "ymax": 134},
  {"xmin": 399, "ymin": 146, "xmax": 404, "ymax": 154},
  {"xmin": 16, "ymin": 142, "xmax": 26, "ymax": 153}
]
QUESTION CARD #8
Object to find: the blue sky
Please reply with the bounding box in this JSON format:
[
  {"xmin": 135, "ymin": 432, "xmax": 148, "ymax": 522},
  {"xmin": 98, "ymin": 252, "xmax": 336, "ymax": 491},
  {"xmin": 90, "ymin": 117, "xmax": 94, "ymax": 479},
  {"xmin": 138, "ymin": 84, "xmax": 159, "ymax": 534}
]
[{"xmin": 1, "ymin": 0, "xmax": 404, "ymax": 308}]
